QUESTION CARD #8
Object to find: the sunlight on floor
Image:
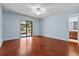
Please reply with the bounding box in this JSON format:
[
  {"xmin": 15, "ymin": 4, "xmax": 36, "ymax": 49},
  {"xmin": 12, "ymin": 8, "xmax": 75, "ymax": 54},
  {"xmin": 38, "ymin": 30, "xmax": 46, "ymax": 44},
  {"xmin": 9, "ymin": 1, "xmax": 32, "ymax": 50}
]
[
  {"xmin": 18, "ymin": 37, "xmax": 32, "ymax": 55},
  {"xmin": 68, "ymin": 39, "xmax": 79, "ymax": 56},
  {"xmin": 68, "ymin": 46, "xmax": 79, "ymax": 56},
  {"xmin": 69, "ymin": 39, "xmax": 79, "ymax": 43}
]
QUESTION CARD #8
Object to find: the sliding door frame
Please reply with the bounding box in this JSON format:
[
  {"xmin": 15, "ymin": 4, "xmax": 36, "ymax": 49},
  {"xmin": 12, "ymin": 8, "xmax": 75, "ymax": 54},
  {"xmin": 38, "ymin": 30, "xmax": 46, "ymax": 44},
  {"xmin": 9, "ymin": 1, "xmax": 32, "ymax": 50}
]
[{"xmin": 20, "ymin": 20, "xmax": 33, "ymax": 38}]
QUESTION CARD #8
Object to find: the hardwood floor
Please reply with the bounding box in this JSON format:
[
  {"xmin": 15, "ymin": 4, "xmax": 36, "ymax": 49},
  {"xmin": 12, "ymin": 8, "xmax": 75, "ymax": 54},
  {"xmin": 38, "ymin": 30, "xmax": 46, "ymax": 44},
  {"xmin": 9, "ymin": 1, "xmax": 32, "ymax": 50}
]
[{"xmin": 0, "ymin": 36, "xmax": 79, "ymax": 56}]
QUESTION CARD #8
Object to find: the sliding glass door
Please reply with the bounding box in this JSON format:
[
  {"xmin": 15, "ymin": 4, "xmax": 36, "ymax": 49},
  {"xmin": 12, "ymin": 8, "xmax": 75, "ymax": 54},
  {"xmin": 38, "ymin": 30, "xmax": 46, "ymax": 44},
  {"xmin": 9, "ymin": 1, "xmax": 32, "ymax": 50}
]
[
  {"xmin": 20, "ymin": 20, "xmax": 32, "ymax": 38},
  {"xmin": 26, "ymin": 21, "xmax": 32, "ymax": 37}
]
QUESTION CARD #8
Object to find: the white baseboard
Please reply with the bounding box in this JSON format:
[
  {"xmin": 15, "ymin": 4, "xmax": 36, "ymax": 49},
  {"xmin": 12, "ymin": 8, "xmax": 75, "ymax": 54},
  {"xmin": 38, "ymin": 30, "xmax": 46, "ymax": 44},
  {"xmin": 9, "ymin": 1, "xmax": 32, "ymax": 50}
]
[
  {"xmin": 40, "ymin": 35, "xmax": 68, "ymax": 41},
  {"xmin": 0, "ymin": 41, "xmax": 3, "ymax": 48},
  {"xmin": 3, "ymin": 37, "xmax": 20, "ymax": 41}
]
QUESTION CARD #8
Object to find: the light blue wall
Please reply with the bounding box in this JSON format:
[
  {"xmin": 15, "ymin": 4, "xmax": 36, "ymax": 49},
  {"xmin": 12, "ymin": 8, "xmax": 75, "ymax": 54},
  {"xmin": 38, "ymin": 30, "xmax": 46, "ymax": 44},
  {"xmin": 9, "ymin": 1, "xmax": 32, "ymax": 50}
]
[
  {"xmin": 3, "ymin": 11, "xmax": 40, "ymax": 40},
  {"xmin": 40, "ymin": 14, "xmax": 69, "ymax": 40},
  {"xmin": 0, "ymin": 5, "xmax": 3, "ymax": 42},
  {"xmin": 3, "ymin": 7, "xmax": 79, "ymax": 41}
]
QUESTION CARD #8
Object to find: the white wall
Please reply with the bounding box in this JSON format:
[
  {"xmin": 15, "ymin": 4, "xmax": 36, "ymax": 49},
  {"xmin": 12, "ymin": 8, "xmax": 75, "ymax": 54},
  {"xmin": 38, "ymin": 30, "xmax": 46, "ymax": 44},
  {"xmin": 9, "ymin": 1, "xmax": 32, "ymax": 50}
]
[
  {"xmin": 0, "ymin": 4, "xmax": 3, "ymax": 47},
  {"xmin": 40, "ymin": 13, "xmax": 69, "ymax": 41},
  {"xmin": 3, "ymin": 11, "xmax": 40, "ymax": 40}
]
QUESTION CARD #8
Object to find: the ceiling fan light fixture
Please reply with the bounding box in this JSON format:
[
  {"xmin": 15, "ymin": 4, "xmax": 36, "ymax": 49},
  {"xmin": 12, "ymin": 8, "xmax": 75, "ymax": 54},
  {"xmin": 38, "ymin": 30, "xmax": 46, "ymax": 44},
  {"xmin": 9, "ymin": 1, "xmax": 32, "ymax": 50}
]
[{"xmin": 32, "ymin": 7, "xmax": 45, "ymax": 16}]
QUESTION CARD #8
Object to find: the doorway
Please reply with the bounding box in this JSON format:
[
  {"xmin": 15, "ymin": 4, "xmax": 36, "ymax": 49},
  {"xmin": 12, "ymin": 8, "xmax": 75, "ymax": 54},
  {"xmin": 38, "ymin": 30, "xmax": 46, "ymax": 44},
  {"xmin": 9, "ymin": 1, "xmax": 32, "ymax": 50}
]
[
  {"xmin": 69, "ymin": 17, "xmax": 78, "ymax": 43},
  {"xmin": 20, "ymin": 20, "xmax": 32, "ymax": 38}
]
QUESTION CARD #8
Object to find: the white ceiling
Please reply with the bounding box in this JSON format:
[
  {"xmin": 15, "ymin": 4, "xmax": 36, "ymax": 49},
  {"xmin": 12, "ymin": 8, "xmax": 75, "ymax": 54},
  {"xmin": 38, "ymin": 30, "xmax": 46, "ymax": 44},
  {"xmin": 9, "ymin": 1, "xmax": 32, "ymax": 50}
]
[{"xmin": 2, "ymin": 3, "xmax": 79, "ymax": 19}]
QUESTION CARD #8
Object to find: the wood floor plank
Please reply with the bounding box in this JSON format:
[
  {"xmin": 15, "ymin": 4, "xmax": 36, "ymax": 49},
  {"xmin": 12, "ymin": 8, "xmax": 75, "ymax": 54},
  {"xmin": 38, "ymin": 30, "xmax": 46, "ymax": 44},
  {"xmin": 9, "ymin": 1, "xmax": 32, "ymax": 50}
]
[{"xmin": 0, "ymin": 36, "xmax": 79, "ymax": 56}]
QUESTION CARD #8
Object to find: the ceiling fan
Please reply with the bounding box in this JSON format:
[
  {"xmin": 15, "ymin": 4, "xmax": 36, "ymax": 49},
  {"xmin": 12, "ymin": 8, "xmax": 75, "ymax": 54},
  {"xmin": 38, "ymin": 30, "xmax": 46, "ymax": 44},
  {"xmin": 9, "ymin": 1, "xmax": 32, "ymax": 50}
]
[{"xmin": 27, "ymin": 3, "xmax": 47, "ymax": 16}]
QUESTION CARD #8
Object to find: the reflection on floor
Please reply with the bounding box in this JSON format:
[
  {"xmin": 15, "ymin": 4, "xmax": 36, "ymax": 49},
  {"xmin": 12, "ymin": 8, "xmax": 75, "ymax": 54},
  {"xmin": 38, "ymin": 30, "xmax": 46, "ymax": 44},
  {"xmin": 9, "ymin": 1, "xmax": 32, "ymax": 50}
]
[{"xmin": 0, "ymin": 36, "xmax": 79, "ymax": 56}]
